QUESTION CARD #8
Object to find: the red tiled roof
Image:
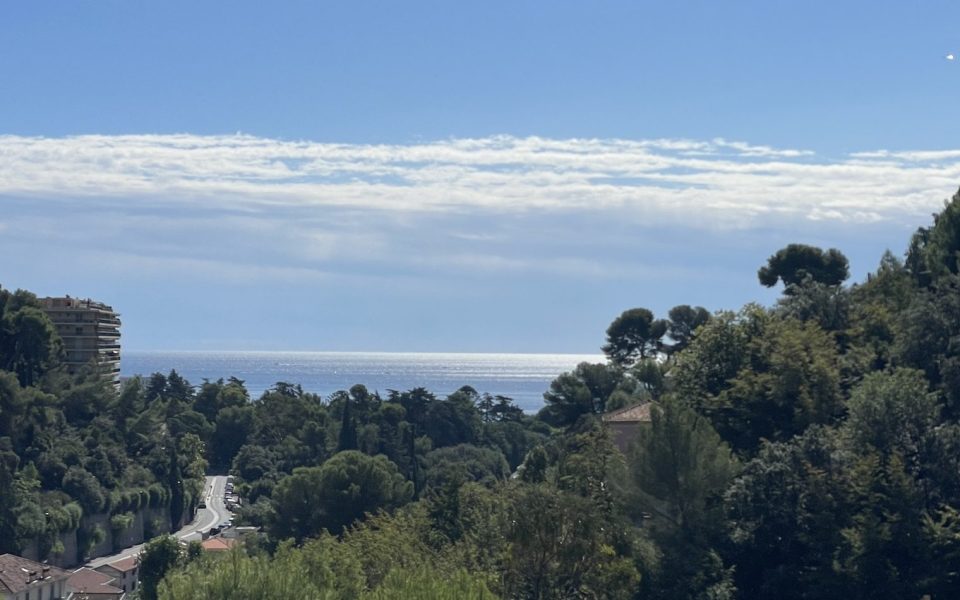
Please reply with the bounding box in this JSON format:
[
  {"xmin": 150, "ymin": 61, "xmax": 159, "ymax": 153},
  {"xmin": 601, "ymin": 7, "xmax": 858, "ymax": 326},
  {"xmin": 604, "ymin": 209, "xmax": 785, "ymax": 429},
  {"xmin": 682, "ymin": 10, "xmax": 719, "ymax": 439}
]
[
  {"xmin": 0, "ymin": 554, "xmax": 68, "ymax": 594},
  {"xmin": 201, "ymin": 538, "xmax": 237, "ymax": 552},
  {"xmin": 601, "ymin": 402, "xmax": 654, "ymax": 423},
  {"xmin": 107, "ymin": 556, "xmax": 139, "ymax": 573},
  {"xmin": 67, "ymin": 568, "xmax": 124, "ymax": 595}
]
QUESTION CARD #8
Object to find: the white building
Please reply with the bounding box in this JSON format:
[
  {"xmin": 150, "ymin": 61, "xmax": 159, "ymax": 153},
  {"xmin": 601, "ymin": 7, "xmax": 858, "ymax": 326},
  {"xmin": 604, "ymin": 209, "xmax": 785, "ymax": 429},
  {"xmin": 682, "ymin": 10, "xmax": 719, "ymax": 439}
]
[{"xmin": 39, "ymin": 296, "xmax": 121, "ymax": 386}]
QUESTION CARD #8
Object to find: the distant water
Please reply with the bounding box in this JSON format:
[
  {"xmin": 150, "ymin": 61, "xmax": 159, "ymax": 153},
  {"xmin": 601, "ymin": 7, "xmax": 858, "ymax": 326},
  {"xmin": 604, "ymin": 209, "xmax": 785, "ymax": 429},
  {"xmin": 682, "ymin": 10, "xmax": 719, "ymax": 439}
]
[{"xmin": 121, "ymin": 351, "xmax": 604, "ymax": 413}]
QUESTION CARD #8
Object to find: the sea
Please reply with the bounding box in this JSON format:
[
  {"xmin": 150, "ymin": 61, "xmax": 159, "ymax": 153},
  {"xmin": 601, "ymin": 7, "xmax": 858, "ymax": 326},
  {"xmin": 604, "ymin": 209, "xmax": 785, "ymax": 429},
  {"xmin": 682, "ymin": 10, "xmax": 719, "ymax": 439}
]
[{"xmin": 121, "ymin": 351, "xmax": 605, "ymax": 413}]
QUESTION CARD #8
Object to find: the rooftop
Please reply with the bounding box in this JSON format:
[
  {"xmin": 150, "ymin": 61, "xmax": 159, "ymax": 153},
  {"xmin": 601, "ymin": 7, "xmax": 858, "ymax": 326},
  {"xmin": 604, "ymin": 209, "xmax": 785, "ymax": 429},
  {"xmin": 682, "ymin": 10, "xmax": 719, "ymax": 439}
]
[
  {"xmin": 200, "ymin": 538, "xmax": 238, "ymax": 552},
  {"xmin": 0, "ymin": 554, "xmax": 68, "ymax": 595},
  {"xmin": 106, "ymin": 556, "xmax": 139, "ymax": 573},
  {"xmin": 67, "ymin": 567, "xmax": 124, "ymax": 595},
  {"xmin": 601, "ymin": 402, "xmax": 654, "ymax": 423}
]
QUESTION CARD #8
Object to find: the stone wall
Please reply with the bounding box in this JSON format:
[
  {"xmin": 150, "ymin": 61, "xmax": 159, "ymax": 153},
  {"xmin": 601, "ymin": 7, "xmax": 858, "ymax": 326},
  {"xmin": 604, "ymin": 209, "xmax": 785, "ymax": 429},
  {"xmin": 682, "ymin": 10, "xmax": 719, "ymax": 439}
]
[
  {"xmin": 20, "ymin": 502, "xmax": 187, "ymax": 568},
  {"xmin": 20, "ymin": 529, "xmax": 78, "ymax": 568},
  {"xmin": 81, "ymin": 511, "xmax": 113, "ymax": 559}
]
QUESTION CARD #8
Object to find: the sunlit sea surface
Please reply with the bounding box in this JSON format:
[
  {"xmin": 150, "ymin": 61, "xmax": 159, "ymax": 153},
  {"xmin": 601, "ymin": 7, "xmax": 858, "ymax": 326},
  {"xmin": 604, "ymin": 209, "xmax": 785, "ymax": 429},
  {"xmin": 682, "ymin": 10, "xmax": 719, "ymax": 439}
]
[{"xmin": 122, "ymin": 351, "xmax": 604, "ymax": 413}]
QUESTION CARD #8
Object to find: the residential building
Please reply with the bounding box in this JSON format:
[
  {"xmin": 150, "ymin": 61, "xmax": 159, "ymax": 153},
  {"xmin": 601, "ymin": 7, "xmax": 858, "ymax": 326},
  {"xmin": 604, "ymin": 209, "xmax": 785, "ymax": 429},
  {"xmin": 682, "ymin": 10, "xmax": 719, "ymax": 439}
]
[
  {"xmin": 65, "ymin": 568, "xmax": 124, "ymax": 600},
  {"xmin": 601, "ymin": 402, "xmax": 654, "ymax": 454},
  {"xmin": 92, "ymin": 558, "xmax": 137, "ymax": 596},
  {"xmin": 0, "ymin": 553, "xmax": 69, "ymax": 600},
  {"xmin": 39, "ymin": 296, "xmax": 121, "ymax": 385},
  {"xmin": 199, "ymin": 537, "xmax": 237, "ymax": 553}
]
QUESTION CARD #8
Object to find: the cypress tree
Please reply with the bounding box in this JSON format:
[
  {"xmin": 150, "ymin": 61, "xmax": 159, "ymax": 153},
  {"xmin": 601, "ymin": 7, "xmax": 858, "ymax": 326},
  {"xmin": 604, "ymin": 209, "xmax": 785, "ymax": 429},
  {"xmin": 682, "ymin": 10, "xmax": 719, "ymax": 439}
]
[{"xmin": 338, "ymin": 398, "xmax": 358, "ymax": 452}]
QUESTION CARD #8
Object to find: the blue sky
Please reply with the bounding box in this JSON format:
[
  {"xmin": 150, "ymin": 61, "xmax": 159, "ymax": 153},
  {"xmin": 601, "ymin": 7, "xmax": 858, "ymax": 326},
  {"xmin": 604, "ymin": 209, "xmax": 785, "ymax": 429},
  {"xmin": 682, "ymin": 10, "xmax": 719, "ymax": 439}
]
[{"xmin": 2, "ymin": 1, "xmax": 960, "ymax": 352}]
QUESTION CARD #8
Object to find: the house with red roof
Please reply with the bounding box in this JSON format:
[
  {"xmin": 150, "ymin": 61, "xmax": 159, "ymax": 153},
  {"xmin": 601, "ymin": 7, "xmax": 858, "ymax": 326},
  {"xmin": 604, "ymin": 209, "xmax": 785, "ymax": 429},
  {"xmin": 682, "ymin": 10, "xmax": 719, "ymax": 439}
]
[{"xmin": 200, "ymin": 537, "xmax": 238, "ymax": 552}]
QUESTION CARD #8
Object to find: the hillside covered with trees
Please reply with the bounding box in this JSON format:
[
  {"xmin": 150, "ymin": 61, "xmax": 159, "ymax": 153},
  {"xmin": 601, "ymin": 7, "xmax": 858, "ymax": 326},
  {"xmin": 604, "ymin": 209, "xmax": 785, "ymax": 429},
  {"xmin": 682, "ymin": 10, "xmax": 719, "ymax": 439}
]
[{"xmin": 5, "ymin": 189, "xmax": 960, "ymax": 598}]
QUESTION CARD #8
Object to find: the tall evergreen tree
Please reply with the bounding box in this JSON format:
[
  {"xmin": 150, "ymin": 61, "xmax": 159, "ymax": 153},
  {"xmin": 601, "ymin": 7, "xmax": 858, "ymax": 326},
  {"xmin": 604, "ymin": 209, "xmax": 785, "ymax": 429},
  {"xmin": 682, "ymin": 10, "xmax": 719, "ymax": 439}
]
[{"xmin": 338, "ymin": 396, "xmax": 358, "ymax": 452}]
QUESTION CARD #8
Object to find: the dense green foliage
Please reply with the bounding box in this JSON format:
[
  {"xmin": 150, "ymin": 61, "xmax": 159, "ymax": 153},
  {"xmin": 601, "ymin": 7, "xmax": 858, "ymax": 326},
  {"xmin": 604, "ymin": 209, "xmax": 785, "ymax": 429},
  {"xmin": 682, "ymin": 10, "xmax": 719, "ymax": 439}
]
[
  {"xmin": 0, "ymin": 288, "xmax": 206, "ymax": 560},
  {"xmin": 758, "ymin": 243, "xmax": 850, "ymax": 290},
  {"xmin": 9, "ymin": 186, "xmax": 960, "ymax": 598},
  {"xmin": 270, "ymin": 451, "xmax": 414, "ymax": 539}
]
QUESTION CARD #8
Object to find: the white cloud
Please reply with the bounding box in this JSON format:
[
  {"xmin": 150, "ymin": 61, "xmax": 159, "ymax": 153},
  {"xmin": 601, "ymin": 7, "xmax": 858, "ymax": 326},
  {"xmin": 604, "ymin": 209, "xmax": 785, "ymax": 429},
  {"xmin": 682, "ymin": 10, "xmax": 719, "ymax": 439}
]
[{"xmin": 0, "ymin": 133, "xmax": 956, "ymax": 231}]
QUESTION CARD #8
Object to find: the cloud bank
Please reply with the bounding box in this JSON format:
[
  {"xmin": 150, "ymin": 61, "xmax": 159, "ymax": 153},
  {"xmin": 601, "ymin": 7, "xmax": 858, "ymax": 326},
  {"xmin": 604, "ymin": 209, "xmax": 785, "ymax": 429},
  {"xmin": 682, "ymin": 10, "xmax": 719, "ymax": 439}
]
[
  {"xmin": 6, "ymin": 133, "xmax": 958, "ymax": 351},
  {"xmin": 2, "ymin": 134, "xmax": 958, "ymax": 228}
]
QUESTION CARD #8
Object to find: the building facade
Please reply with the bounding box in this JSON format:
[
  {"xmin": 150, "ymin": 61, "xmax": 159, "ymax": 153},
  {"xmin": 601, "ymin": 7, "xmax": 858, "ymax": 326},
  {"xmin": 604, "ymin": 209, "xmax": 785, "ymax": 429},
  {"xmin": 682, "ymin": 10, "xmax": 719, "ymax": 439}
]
[
  {"xmin": 601, "ymin": 402, "xmax": 654, "ymax": 454},
  {"xmin": 0, "ymin": 554, "xmax": 69, "ymax": 600},
  {"xmin": 39, "ymin": 296, "xmax": 121, "ymax": 385},
  {"xmin": 93, "ymin": 557, "xmax": 138, "ymax": 596}
]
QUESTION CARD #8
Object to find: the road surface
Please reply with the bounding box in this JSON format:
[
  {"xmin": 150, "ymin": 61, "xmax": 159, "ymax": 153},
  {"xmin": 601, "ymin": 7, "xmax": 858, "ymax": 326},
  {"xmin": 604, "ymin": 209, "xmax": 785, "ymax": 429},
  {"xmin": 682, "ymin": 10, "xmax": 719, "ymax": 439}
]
[{"xmin": 87, "ymin": 475, "xmax": 231, "ymax": 568}]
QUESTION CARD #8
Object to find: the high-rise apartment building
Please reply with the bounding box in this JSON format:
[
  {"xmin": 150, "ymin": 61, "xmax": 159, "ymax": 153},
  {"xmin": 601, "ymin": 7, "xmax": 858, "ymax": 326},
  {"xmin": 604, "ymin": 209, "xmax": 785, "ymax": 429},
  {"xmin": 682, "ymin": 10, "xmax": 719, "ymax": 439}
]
[{"xmin": 39, "ymin": 296, "xmax": 121, "ymax": 384}]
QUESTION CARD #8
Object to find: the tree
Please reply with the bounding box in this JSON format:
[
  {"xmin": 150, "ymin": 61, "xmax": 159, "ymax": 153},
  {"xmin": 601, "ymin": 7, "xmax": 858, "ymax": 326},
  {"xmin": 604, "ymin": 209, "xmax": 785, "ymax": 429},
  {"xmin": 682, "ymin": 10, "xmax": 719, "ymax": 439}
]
[
  {"xmin": 666, "ymin": 304, "xmax": 711, "ymax": 354},
  {"xmin": 894, "ymin": 273, "xmax": 960, "ymax": 418},
  {"xmin": 348, "ymin": 383, "xmax": 380, "ymax": 421},
  {"xmin": 422, "ymin": 444, "xmax": 509, "ymax": 492},
  {"xmin": 145, "ymin": 372, "xmax": 167, "ymax": 403},
  {"xmin": 906, "ymin": 186, "xmax": 960, "ymax": 286},
  {"xmin": 724, "ymin": 428, "xmax": 851, "ymax": 599},
  {"xmin": 923, "ymin": 505, "xmax": 960, "ymax": 596},
  {"xmin": 389, "ymin": 387, "xmax": 435, "ymax": 434},
  {"xmin": 115, "ymin": 376, "xmax": 144, "ymax": 442},
  {"xmin": 0, "ymin": 371, "xmax": 26, "ymax": 440},
  {"xmin": 270, "ymin": 451, "xmax": 413, "ymax": 540},
  {"xmin": 775, "ymin": 280, "xmax": 852, "ymax": 338},
  {"xmin": 422, "ymin": 395, "xmax": 480, "ymax": 448},
  {"xmin": 160, "ymin": 542, "xmax": 335, "ymax": 600},
  {"xmin": 712, "ymin": 316, "xmax": 842, "ymax": 453},
  {"xmin": 834, "ymin": 453, "xmax": 927, "ymax": 600},
  {"xmin": 538, "ymin": 362, "xmax": 624, "ymax": 428},
  {"xmin": 520, "ymin": 445, "xmax": 548, "ymax": 484},
  {"xmin": 856, "ymin": 250, "xmax": 916, "ymax": 313},
  {"xmin": 62, "ymin": 466, "xmax": 105, "ymax": 514},
  {"xmin": 366, "ymin": 568, "xmax": 498, "ymax": 599},
  {"xmin": 211, "ymin": 405, "xmax": 254, "ymax": 469},
  {"xmin": 602, "ymin": 397, "xmax": 739, "ymax": 599},
  {"xmin": 167, "ymin": 443, "xmax": 184, "ymax": 530},
  {"xmin": 164, "ymin": 370, "xmax": 193, "ymax": 402},
  {"xmin": 0, "ymin": 441, "xmax": 20, "ymax": 553},
  {"xmin": 139, "ymin": 535, "xmax": 183, "ymax": 600},
  {"xmin": 1, "ymin": 305, "xmax": 61, "ymax": 388},
  {"xmin": 338, "ymin": 396, "xmax": 358, "ymax": 452},
  {"xmin": 842, "ymin": 369, "xmax": 938, "ymax": 464},
  {"xmin": 630, "ymin": 396, "xmax": 738, "ymax": 530},
  {"xmin": 484, "ymin": 420, "xmax": 544, "ymax": 470},
  {"xmin": 758, "ymin": 244, "xmax": 849, "ymax": 291},
  {"xmin": 503, "ymin": 483, "xmax": 639, "ymax": 599},
  {"xmin": 672, "ymin": 308, "xmax": 758, "ymax": 403},
  {"xmin": 603, "ymin": 308, "xmax": 668, "ymax": 366}
]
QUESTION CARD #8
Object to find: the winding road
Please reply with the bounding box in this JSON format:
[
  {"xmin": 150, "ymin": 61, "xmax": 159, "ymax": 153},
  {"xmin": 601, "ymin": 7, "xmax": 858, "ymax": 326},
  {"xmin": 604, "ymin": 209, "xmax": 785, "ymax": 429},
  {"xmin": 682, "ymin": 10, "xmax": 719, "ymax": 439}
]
[{"xmin": 86, "ymin": 475, "xmax": 231, "ymax": 568}]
